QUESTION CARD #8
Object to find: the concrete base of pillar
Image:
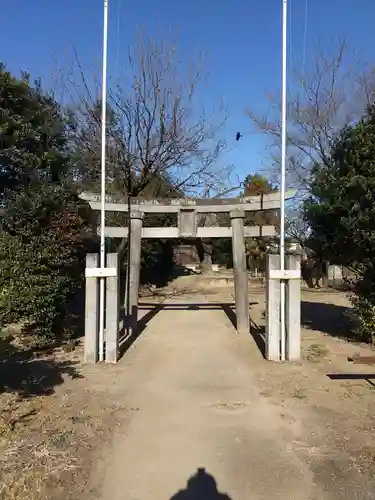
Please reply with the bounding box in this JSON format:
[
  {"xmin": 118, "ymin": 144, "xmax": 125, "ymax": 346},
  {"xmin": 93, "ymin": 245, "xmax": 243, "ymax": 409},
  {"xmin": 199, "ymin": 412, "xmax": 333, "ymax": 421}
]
[
  {"xmin": 105, "ymin": 253, "xmax": 120, "ymax": 363},
  {"xmin": 286, "ymin": 254, "xmax": 301, "ymax": 361},
  {"xmin": 266, "ymin": 254, "xmax": 281, "ymax": 361},
  {"xmin": 265, "ymin": 253, "xmax": 301, "ymax": 362},
  {"xmin": 84, "ymin": 254, "xmax": 99, "ymax": 364}
]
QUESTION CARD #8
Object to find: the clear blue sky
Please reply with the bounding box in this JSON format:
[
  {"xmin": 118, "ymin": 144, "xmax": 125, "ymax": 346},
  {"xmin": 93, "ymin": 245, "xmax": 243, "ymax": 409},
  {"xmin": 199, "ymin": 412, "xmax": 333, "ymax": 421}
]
[{"xmin": 1, "ymin": 0, "xmax": 374, "ymax": 184}]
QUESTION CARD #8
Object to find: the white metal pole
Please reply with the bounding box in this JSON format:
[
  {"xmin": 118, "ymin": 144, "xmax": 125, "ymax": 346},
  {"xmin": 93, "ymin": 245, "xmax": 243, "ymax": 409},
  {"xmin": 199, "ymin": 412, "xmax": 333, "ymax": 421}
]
[
  {"xmin": 280, "ymin": 0, "xmax": 288, "ymax": 361},
  {"xmin": 99, "ymin": 0, "xmax": 109, "ymax": 362}
]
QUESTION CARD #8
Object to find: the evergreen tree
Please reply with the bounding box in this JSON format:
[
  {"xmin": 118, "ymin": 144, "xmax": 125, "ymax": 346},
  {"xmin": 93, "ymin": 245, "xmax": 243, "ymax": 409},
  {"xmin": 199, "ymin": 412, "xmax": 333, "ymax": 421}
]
[
  {"xmin": 305, "ymin": 104, "xmax": 375, "ymax": 342},
  {"xmin": 0, "ymin": 64, "xmax": 72, "ymax": 196},
  {"xmin": 0, "ymin": 66, "xmax": 91, "ymax": 339}
]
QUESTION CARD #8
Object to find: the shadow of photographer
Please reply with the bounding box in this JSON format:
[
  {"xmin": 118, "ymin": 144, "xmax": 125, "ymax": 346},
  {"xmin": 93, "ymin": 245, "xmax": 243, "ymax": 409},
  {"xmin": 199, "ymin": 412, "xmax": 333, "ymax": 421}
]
[{"xmin": 170, "ymin": 468, "xmax": 232, "ymax": 500}]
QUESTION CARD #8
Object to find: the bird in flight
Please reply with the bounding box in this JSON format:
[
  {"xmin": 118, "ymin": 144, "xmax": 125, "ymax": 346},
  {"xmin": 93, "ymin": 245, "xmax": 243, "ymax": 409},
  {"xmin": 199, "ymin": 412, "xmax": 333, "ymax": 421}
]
[{"xmin": 236, "ymin": 132, "xmax": 242, "ymax": 141}]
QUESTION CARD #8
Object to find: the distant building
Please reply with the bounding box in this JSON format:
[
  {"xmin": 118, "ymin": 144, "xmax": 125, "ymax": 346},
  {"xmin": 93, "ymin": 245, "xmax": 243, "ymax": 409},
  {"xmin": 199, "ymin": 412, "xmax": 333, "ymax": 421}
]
[{"xmin": 173, "ymin": 244, "xmax": 200, "ymax": 266}]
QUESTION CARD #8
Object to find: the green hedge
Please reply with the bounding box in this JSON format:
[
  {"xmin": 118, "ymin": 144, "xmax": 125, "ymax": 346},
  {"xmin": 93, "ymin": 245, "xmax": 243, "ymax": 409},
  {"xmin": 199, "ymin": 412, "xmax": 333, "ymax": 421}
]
[{"xmin": 0, "ymin": 184, "xmax": 94, "ymax": 339}]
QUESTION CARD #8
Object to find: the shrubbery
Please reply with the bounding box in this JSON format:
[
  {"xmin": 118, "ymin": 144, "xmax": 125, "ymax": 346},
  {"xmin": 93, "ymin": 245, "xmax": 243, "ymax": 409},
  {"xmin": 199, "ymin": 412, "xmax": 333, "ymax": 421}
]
[
  {"xmin": 350, "ymin": 269, "xmax": 375, "ymax": 344},
  {"xmin": 0, "ymin": 184, "xmax": 93, "ymax": 339},
  {"xmin": 0, "ymin": 64, "xmax": 95, "ymax": 342}
]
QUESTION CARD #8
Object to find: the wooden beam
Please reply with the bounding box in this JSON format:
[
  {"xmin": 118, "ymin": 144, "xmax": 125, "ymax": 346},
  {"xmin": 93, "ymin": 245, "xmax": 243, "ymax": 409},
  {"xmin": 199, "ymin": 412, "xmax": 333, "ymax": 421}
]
[
  {"xmin": 100, "ymin": 225, "xmax": 276, "ymax": 239},
  {"xmin": 80, "ymin": 190, "xmax": 296, "ymax": 214}
]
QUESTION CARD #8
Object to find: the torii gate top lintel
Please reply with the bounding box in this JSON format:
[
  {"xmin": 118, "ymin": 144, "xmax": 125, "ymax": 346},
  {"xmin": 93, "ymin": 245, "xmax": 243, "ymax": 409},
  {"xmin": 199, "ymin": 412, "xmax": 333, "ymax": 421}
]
[
  {"xmin": 80, "ymin": 189, "xmax": 296, "ymax": 240},
  {"xmin": 79, "ymin": 189, "xmax": 296, "ymax": 214}
]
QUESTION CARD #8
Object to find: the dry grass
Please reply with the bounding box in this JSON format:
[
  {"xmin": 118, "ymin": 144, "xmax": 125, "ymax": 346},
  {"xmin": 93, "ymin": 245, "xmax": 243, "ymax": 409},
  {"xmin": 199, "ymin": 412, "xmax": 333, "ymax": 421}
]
[
  {"xmin": 305, "ymin": 343, "xmax": 329, "ymax": 362},
  {"xmin": 0, "ymin": 430, "xmax": 79, "ymax": 499},
  {"xmin": 0, "ymin": 376, "xmax": 79, "ymax": 499},
  {"xmin": 0, "ymin": 342, "xmax": 129, "ymax": 500}
]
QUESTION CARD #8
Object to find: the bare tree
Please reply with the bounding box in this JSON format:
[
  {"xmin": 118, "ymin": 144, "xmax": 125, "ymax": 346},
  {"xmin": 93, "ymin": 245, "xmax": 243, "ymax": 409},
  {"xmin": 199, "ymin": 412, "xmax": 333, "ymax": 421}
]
[
  {"xmin": 66, "ymin": 34, "xmax": 234, "ymax": 199},
  {"xmin": 246, "ymin": 41, "xmax": 375, "ymax": 236},
  {"xmin": 246, "ymin": 40, "xmax": 375, "ymax": 193},
  {"xmin": 285, "ymin": 211, "xmax": 310, "ymax": 245}
]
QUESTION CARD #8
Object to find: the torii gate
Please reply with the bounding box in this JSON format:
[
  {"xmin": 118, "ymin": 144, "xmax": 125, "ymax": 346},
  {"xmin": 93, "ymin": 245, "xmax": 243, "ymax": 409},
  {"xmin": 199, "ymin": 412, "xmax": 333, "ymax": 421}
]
[{"xmin": 81, "ymin": 189, "xmax": 301, "ymax": 364}]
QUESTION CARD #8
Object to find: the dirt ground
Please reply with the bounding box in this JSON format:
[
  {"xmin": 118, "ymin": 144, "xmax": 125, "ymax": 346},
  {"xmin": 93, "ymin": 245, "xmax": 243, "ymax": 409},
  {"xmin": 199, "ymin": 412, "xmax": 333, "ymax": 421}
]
[{"xmin": 1, "ymin": 274, "xmax": 375, "ymax": 499}]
